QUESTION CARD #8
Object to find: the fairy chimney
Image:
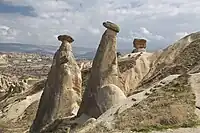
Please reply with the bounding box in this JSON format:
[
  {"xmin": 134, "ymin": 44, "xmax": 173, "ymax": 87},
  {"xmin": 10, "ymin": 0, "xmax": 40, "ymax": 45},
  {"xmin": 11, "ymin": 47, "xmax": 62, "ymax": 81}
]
[
  {"xmin": 132, "ymin": 38, "xmax": 147, "ymax": 53},
  {"xmin": 77, "ymin": 21, "xmax": 125, "ymax": 118},
  {"xmin": 30, "ymin": 34, "xmax": 82, "ymax": 133}
]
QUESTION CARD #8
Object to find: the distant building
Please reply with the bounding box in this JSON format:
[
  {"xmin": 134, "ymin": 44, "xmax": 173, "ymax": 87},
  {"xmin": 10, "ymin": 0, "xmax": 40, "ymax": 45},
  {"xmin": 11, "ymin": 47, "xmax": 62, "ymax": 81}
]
[
  {"xmin": 38, "ymin": 59, "xmax": 42, "ymax": 62},
  {"xmin": 26, "ymin": 59, "xmax": 32, "ymax": 62}
]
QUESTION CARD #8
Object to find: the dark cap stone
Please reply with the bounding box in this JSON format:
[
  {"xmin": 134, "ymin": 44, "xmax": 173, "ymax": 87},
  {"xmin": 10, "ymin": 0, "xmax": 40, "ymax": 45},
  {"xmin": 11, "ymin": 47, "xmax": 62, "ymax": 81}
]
[
  {"xmin": 133, "ymin": 39, "xmax": 147, "ymax": 44},
  {"xmin": 57, "ymin": 35, "xmax": 74, "ymax": 43},
  {"xmin": 103, "ymin": 21, "xmax": 120, "ymax": 33}
]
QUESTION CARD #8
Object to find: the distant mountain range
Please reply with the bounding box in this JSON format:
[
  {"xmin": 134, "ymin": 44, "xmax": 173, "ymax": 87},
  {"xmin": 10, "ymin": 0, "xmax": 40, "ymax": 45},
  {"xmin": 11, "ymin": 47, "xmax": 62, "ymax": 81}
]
[{"xmin": 0, "ymin": 43, "xmax": 130, "ymax": 60}]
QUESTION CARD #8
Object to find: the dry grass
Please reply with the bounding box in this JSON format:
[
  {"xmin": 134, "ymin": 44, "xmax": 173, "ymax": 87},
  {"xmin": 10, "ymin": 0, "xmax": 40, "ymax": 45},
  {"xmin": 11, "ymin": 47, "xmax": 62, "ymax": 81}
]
[
  {"xmin": 139, "ymin": 38, "xmax": 200, "ymax": 91},
  {"xmin": 115, "ymin": 73, "xmax": 198, "ymax": 132}
]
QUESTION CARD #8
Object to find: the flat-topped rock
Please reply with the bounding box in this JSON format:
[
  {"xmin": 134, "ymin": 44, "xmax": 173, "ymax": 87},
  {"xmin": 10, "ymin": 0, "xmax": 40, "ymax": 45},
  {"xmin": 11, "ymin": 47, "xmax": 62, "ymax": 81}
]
[
  {"xmin": 103, "ymin": 21, "xmax": 120, "ymax": 33},
  {"xmin": 57, "ymin": 35, "xmax": 74, "ymax": 43},
  {"xmin": 133, "ymin": 38, "xmax": 147, "ymax": 49}
]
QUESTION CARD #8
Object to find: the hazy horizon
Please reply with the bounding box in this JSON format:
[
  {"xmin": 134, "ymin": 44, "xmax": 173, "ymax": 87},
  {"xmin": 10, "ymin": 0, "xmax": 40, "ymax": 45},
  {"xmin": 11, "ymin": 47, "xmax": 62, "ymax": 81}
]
[{"xmin": 0, "ymin": 0, "xmax": 200, "ymax": 50}]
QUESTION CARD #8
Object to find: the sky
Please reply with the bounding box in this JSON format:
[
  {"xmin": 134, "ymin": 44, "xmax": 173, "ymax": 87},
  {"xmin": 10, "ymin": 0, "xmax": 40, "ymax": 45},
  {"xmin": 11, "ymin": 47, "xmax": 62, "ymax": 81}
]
[{"xmin": 0, "ymin": 0, "xmax": 200, "ymax": 50}]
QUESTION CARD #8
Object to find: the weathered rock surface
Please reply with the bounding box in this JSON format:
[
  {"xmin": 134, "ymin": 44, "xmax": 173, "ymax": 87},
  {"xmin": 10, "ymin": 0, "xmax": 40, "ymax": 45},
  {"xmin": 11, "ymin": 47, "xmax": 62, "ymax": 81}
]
[
  {"xmin": 132, "ymin": 38, "xmax": 147, "ymax": 53},
  {"xmin": 77, "ymin": 21, "xmax": 124, "ymax": 118},
  {"xmin": 96, "ymin": 84, "xmax": 126, "ymax": 115},
  {"xmin": 1, "ymin": 26, "xmax": 200, "ymax": 133},
  {"xmin": 30, "ymin": 35, "xmax": 82, "ymax": 133},
  {"xmin": 0, "ymin": 91, "xmax": 43, "ymax": 122},
  {"xmin": 45, "ymin": 32, "xmax": 200, "ymax": 133},
  {"xmin": 0, "ymin": 54, "xmax": 8, "ymax": 64},
  {"xmin": 80, "ymin": 52, "xmax": 157, "ymax": 95},
  {"xmin": 103, "ymin": 21, "xmax": 120, "ymax": 33},
  {"xmin": 0, "ymin": 74, "xmax": 29, "ymax": 102},
  {"xmin": 0, "ymin": 79, "xmax": 45, "ymax": 132},
  {"xmin": 118, "ymin": 52, "xmax": 153, "ymax": 94},
  {"xmin": 133, "ymin": 38, "xmax": 147, "ymax": 49},
  {"xmin": 139, "ymin": 32, "xmax": 200, "ymax": 90},
  {"xmin": 74, "ymin": 73, "xmax": 199, "ymax": 133}
]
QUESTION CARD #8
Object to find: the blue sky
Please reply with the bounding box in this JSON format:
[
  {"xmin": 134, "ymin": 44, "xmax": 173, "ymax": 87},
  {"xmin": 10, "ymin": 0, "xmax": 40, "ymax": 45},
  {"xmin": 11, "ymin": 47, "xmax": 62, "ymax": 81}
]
[
  {"xmin": 0, "ymin": 1, "xmax": 36, "ymax": 16},
  {"xmin": 0, "ymin": 0, "xmax": 200, "ymax": 50}
]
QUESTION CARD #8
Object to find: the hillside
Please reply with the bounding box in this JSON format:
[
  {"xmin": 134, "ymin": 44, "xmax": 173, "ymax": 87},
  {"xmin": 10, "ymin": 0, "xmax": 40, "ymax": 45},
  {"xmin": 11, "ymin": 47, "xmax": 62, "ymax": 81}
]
[
  {"xmin": 0, "ymin": 28, "xmax": 200, "ymax": 133},
  {"xmin": 0, "ymin": 43, "xmax": 130, "ymax": 60}
]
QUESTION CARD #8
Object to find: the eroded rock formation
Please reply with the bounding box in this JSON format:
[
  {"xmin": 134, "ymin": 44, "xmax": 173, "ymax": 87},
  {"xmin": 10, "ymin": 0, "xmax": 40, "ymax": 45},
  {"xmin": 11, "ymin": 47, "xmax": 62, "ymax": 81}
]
[
  {"xmin": 0, "ymin": 54, "xmax": 8, "ymax": 65},
  {"xmin": 139, "ymin": 32, "xmax": 200, "ymax": 90},
  {"xmin": 132, "ymin": 38, "xmax": 147, "ymax": 53},
  {"xmin": 95, "ymin": 84, "xmax": 126, "ymax": 114},
  {"xmin": 30, "ymin": 35, "xmax": 82, "ymax": 133},
  {"xmin": 77, "ymin": 21, "xmax": 125, "ymax": 118},
  {"xmin": 0, "ymin": 74, "xmax": 28, "ymax": 101}
]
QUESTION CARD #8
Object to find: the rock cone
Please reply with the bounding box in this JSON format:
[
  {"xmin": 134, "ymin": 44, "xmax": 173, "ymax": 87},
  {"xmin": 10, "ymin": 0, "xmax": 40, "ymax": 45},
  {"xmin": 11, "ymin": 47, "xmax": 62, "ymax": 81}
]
[
  {"xmin": 30, "ymin": 35, "xmax": 82, "ymax": 133},
  {"xmin": 77, "ymin": 21, "xmax": 124, "ymax": 118}
]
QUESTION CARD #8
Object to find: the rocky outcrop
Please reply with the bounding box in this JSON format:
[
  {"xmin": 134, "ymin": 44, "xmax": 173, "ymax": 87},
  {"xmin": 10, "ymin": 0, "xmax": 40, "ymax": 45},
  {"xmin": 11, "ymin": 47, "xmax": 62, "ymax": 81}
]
[
  {"xmin": 95, "ymin": 84, "xmax": 126, "ymax": 115},
  {"xmin": 139, "ymin": 32, "xmax": 200, "ymax": 90},
  {"xmin": 78, "ymin": 60, "xmax": 92, "ymax": 71},
  {"xmin": 0, "ymin": 54, "xmax": 8, "ymax": 65},
  {"xmin": 74, "ymin": 73, "xmax": 199, "ymax": 133},
  {"xmin": 132, "ymin": 38, "xmax": 147, "ymax": 53},
  {"xmin": 0, "ymin": 74, "xmax": 29, "ymax": 101},
  {"xmin": 118, "ymin": 52, "xmax": 153, "ymax": 94},
  {"xmin": 30, "ymin": 35, "xmax": 82, "ymax": 133},
  {"xmin": 0, "ymin": 79, "xmax": 45, "ymax": 132},
  {"xmin": 77, "ymin": 21, "xmax": 125, "ymax": 118},
  {"xmin": 79, "ymin": 52, "xmax": 156, "ymax": 95}
]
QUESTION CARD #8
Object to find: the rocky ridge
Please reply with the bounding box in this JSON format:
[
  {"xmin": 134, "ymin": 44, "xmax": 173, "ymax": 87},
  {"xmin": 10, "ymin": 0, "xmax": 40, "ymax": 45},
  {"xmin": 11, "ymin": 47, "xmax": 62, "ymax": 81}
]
[
  {"xmin": 0, "ymin": 22, "xmax": 200, "ymax": 133},
  {"xmin": 40, "ymin": 29, "xmax": 200, "ymax": 133}
]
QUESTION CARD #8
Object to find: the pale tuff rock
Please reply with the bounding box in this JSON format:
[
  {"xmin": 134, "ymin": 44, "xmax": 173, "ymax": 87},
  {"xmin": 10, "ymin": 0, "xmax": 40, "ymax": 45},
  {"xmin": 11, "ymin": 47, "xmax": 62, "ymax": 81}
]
[
  {"xmin": 0, "ymin": 54, "xmax": 8, "ymax": 64},
  {"xmin": 132, "ymin": 38, "xmax": 147, "ymax": 53},
  {"xmin": 78, "ymin": 60, "xmax": 92, "ymax": 71},
  {"xmin": 74, "ymin": 73, "xmax": 198, "ymax": 133},
  {"xmin": 78, "ymin": 21, "xmax": 125, "ymax": 118},
  {"xmin": 0, "ymin": 75, "xmax": 28, "ymax": 101},
  {"xmin": 30, "ymin": 35, "xmax": 82, "ymax": 133},
  {"xmin": 80, "ymin": 52, "xmax": 155, "ymax": 95},
  {"xmin": 118, "ymin": 52, "xmax": 153, "ymax": 93},
  {"xmin": 96, "ymin": 84, "xmax": 126, "ymax": 114},
  {"xmin": 0, "ymin": 91, "xmax": 43, "ymax": 122},
  {"xmin": 140, "ymin": 32, "xmax": 200, "ymax": 88}
]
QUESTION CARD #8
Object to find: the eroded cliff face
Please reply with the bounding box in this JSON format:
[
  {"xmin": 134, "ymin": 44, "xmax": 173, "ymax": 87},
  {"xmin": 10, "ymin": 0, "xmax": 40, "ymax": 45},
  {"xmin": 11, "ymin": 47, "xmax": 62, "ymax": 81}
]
[
  {"xmin": 80, "ymin": 51, "xmax": 157, "ymax": 95},
  {"xmin": 118, "ymin": 52, "xmax": 153, "ymax": 94},
  {"xmin": 138, "ymin": 32, "xmax": 200, "ymax": 91},
  {"xmin": 30, "ymin": 35, "xmax": 82, "ymax": 133}
]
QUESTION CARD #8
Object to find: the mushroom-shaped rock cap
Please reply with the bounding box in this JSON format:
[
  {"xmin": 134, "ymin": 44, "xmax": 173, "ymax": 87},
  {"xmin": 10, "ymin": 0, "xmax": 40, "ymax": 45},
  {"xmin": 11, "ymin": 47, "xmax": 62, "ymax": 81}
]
[
  {"xmin": 133, "ymin": 38, "xmax": 147, "ymax": 49},
  {"xmin": 103, "ymin": 21, "xmax": 120, "ymax": 33},
  {"xmin": 133, "ymin": 38, "xmax": 147, "ymax": 44},
  {"xmin": 57, "ymin": 35, "xmax": 74, "ymax": 43}
]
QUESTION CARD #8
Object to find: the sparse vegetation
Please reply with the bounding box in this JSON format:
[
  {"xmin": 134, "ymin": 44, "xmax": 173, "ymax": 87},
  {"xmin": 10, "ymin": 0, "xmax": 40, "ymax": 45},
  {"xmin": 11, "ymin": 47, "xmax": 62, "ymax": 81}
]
[{"xmin": 115, "ymin": 74, "xmax": 198, "ymax": 132}]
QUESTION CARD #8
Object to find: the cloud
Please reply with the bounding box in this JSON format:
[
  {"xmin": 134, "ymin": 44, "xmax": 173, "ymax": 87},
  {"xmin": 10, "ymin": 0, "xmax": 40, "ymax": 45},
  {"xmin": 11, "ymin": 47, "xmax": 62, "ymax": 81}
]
[
  {"xmin": 176, "ymin": 32, "xmax": 189, "ymax": 39},
  {"xmin": 0, "ymin": 0, "xmax": 200, "ymax": 50},
  {"xmin": 140, "ymin": 27, "xmax": 150, "ymax": 35}
]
